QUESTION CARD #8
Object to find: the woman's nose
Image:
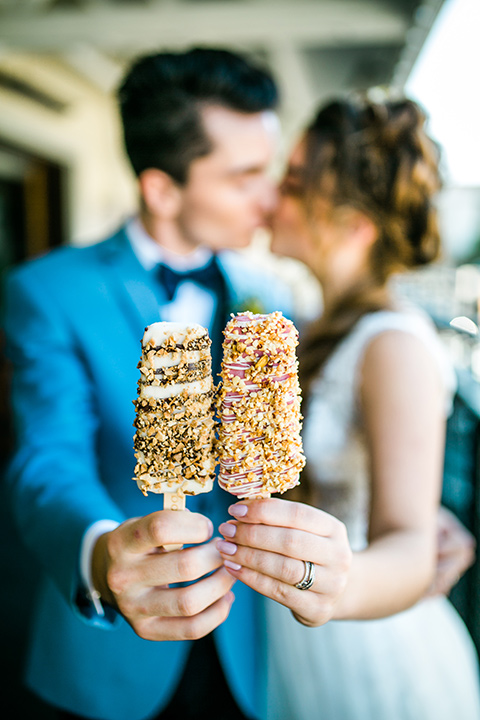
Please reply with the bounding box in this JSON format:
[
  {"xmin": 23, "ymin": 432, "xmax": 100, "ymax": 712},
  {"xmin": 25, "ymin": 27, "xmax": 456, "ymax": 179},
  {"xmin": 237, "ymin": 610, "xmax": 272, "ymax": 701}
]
[{"xmin": 259, "ymin": 180, "xmax": 279, "ymax": 217}]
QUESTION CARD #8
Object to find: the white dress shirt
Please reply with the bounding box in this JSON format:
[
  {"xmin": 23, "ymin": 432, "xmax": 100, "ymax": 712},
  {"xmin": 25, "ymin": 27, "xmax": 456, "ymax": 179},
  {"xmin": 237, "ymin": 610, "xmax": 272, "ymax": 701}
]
[{"xmin": 127, "ymin": 216, "xmax": 218, "ymax": 330}]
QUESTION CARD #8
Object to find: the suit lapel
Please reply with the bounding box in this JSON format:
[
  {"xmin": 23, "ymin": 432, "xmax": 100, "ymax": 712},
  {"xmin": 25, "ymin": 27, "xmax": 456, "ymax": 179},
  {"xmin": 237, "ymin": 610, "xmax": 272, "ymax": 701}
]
[
  {"xmin": 216, "ymin": 252, "xmax": 238, "ymax": 320},
  {"xmin": 96, "ymin": 227, "xmax": 167, "ymax": 337},
  {"xmin": 216, "ymin": 251, "xmax": 253, "ymax": 320}
]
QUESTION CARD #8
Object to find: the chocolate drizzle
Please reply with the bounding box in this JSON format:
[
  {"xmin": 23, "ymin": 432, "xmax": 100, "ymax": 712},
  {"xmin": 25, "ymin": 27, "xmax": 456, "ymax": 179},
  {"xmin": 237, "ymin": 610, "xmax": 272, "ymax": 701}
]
[{"xmin": 133, "ymin": 323, "xmax": 216, "ymax": 497}]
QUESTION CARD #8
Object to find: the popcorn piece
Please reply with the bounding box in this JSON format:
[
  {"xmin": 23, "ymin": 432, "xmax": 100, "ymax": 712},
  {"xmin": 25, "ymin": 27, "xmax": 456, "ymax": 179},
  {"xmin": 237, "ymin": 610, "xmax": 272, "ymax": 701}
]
[{"xmin": 216, "ymin": 311, "xmax": 305, "ymax": 499}]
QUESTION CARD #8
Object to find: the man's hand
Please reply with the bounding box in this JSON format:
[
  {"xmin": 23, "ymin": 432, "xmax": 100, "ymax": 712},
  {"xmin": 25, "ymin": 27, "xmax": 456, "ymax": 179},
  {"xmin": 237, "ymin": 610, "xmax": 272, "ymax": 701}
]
[
  {"xmin": 427, "ymin": 506, "xmax": 476, "ymax": 597},
  {"xmin": 92, "ymin": 510, "xmax": 236, "ymax": 641}
]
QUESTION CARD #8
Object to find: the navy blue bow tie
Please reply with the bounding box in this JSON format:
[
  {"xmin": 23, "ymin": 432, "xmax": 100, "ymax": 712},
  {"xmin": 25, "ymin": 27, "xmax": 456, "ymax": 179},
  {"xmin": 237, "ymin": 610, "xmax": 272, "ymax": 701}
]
[{"xmin": 157, "ymin": 257, "xmax": 223, "ymax": 302}]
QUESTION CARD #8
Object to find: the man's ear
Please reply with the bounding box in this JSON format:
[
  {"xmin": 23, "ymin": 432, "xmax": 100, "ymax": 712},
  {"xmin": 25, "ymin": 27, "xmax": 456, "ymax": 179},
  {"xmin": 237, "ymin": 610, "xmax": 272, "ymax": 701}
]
[{"xmin": 138, "ymin": 169, "xmax": 182, "ymax": 220}]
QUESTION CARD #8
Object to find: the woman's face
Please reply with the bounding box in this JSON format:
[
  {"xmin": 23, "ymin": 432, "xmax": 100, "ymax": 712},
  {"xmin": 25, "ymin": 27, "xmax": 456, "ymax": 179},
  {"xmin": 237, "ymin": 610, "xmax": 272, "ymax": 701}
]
[{"xmin": 271, "ymin": 139, "xmax": 341, "ymax": 279}]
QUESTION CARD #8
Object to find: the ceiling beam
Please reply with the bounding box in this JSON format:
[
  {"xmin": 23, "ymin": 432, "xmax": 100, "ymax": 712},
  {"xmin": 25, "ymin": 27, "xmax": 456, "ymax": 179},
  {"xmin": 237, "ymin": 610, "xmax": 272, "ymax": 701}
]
[
  {"xmin": 62, "ymin": 44, "xmax": 125, "ymax": 92},
  {"xmin": 0, "ymin": 0, "xmax": 56, "ymax": 7},
  {"xmin": 0, "ymin": 1, "xmax": 409, "ymax": 52}
]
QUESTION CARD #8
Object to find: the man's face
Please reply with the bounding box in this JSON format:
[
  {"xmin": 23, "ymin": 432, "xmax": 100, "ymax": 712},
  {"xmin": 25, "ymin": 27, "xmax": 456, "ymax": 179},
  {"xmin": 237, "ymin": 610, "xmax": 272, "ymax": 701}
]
[{"xmin": 176, "ymin": 105, "xmax": 279, "ymax": 251}]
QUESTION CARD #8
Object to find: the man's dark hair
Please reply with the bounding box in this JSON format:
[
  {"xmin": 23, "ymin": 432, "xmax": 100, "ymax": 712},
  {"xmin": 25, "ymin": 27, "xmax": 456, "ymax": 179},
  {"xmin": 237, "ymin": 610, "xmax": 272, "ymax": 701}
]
[{"xmin": 117, "ymin": 47, "xmax": 279, "ymax": 184}]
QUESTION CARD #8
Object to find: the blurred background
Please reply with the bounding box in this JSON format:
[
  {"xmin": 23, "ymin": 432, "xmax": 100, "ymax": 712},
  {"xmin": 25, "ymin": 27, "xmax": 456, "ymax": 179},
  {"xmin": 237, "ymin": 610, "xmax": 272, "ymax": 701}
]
[{"xmin": 1, "ymin": 0, "xmax": 479, "ymax": 713}]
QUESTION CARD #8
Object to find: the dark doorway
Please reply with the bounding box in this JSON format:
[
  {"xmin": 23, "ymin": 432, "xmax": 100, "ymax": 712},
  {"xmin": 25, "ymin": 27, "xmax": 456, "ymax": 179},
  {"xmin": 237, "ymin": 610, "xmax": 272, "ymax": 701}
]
[{"xmin": 0, "ymin": 141, "xmax": 68, "ymax": 718}]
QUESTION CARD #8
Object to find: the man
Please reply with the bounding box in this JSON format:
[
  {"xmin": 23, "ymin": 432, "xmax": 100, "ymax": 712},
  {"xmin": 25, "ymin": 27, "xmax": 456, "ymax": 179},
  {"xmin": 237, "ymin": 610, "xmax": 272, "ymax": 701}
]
[{"xmin": 4, "ymin": 48, "xmax": 289, "ymax": 720}]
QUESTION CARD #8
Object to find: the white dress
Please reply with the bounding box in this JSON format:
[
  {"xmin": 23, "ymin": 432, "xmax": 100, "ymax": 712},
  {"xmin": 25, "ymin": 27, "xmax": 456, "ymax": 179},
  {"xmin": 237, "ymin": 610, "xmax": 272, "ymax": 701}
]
[{"xmin": 265, "ymin": 310, "xmax": 480, "ymax": 720}]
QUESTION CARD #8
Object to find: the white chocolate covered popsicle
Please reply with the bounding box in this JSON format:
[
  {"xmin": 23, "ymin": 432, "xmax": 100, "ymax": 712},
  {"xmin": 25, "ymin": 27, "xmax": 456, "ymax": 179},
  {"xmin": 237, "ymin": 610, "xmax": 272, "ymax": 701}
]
[
  {"xmin": 133, "ymin": 322, "xmax": 216, "ymax": 507},
  {"xmin": 216, "ymin": 311, "xmax": 305, "ymax": 499}
]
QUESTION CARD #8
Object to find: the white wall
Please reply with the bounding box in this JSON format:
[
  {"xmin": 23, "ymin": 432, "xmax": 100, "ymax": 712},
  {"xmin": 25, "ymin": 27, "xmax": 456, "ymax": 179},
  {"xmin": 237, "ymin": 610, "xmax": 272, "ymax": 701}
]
[{"xmin": 0, "ymin": 52, "xmax": 138, "ymax": 245}]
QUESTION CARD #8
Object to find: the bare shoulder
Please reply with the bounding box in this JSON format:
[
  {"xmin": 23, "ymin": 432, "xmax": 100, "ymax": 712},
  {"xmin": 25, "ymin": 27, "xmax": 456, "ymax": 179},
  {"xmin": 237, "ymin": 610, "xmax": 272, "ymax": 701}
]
[{"xmin": 360, "ymin": 328, "xmax": 443, "ymax": 405}]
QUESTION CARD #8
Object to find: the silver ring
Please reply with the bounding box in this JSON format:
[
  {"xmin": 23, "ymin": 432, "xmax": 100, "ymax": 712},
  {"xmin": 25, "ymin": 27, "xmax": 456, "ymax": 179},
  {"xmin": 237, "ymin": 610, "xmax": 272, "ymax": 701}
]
[{"xmin": 295, "ymin": 560, "xmax": 316, "ymax": 590}]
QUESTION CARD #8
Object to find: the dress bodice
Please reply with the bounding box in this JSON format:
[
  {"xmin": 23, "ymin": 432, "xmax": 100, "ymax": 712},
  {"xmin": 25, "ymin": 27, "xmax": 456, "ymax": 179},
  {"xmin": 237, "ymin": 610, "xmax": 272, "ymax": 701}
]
[{"xmin": 302, "ymin": 309, "xmax": 456, "ymax": 550}]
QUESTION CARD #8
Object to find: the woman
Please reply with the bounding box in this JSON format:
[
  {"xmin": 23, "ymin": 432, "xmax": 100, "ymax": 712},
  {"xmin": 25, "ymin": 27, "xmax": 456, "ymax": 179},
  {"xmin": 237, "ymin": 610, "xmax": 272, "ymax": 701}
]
[{"xmin": 217, "ymin": 96, "xmax": 480, "ymax": 718}]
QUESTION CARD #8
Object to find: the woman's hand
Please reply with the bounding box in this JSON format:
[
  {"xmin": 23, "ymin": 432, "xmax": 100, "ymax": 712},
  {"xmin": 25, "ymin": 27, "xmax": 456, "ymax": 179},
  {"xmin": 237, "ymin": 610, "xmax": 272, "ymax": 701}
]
[{"xmin": 217, "ymin": 497, "xmax": 352, "ymax": 627}]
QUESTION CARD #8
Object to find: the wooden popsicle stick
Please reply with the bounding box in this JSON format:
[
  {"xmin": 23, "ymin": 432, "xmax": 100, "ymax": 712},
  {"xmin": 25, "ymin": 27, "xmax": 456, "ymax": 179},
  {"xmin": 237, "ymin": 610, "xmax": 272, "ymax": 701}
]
[
  {"xmin": 163, "ymin": 492, "xmax": 186, "ymax": 511},
  {"xmin": 162, "ymin": 492, "xmax": 186, "ymax": 551}
]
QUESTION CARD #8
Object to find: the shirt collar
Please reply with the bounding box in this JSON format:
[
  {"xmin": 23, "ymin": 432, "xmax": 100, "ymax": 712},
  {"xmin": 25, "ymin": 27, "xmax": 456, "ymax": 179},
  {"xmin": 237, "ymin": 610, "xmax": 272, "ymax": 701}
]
[{"xmin": 125, "ymin": 216, "xmax": 213, "ymax": 272}]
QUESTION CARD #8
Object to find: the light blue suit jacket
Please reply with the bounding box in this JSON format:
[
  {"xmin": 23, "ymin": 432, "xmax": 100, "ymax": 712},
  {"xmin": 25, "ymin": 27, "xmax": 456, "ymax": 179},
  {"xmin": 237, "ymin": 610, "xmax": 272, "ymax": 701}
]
[{"xmin": 3, "ymin": 227, "xmax": 292, "ymax": 720}]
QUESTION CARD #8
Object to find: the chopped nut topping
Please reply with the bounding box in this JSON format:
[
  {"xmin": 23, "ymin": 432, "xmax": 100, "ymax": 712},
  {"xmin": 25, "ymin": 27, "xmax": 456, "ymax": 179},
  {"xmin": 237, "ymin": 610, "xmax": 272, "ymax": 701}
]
[
  {"xmin": 217, "ymin": 311, "xmax": 305, "ymax": 499},
  {"xmin": 133, "ymin": 322, "xmax": 216, "ymax": 497}
]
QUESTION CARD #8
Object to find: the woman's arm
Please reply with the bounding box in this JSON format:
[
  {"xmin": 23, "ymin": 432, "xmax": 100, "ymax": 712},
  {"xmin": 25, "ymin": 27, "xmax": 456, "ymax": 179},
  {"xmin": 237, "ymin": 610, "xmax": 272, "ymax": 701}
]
[
  {"xmin": 217, "ymin": 329, "xmax": 446, "ymax": 625},
  {"xmin": 334, "ymin": 329, "xmax": 445, "ymax": 619}
]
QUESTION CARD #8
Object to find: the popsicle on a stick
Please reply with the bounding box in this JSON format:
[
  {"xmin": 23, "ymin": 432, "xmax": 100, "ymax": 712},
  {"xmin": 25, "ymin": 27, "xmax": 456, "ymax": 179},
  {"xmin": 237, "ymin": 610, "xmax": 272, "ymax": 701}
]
[
  {"xmin": 133, "ymin": 322, "xmax": 216, "ymax": 512},
  {"xmin": 216, "ymin": 311, "xmax": 305, "ymax": 499}
]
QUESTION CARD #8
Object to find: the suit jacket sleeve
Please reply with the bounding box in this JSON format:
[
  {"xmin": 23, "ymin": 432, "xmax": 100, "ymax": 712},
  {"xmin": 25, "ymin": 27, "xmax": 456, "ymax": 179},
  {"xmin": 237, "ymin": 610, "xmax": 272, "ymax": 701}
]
[{"xmin": 4, "ymin": 262, "xmax": 126, "ymax": 616}]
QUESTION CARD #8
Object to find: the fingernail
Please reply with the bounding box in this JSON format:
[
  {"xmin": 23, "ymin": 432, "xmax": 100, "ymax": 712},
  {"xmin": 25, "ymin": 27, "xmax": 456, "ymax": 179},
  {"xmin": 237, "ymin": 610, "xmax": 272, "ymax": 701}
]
[
  {"xmin": 219, "ymin": 522, "xmax": 236, "ymax": 538},
  {"xmin": 206, "ymin": 519, "xmax": 214, "ymax": 538},
  {"xmin": 216, "ymin": 539, "xmax": 238, "ymax": 556},
  {"xmin": 229, "ymin": 504, "xmax": 248, "ymax": 518},
  {"xmin": 224, "ymin": 559, "xmax": 242, "ymax": 571}
]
